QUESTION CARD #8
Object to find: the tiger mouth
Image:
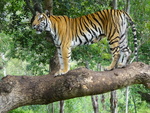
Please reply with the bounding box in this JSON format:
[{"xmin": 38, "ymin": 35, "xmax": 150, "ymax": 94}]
[
  {"xmin": 36, "ymin": 28, "xmax": 43, "ymax": 34},
  {"xmin": 36, "ymin": 28, "xmax": 42, "ymax": 32},
  {"xmin": 35, "ymin": 28, "xmax": 43, "ymax": 33}
]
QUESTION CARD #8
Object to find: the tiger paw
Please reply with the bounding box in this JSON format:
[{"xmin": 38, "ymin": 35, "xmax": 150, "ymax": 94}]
[
  {"xmin": 54, "ymin": 69, "xmax": 68, "ymax": 77},
  {"xmin": 117, "ymin": 63, "xmax": 126, "ymax": 68},
  {"xmin": 104, "ymin": 66, "xmax": 114, "ymax": 71}
]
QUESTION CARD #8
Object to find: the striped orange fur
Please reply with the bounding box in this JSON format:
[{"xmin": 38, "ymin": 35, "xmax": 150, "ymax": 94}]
[{"xmin": 32, "ymin": 9, "xmax": 138, "ymax": 76}]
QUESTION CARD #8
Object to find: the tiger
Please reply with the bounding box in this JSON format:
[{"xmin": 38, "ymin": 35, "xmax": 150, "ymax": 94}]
[{"xmin": 32, "ymin": 9, "xmax": 138, "ymax": 76}]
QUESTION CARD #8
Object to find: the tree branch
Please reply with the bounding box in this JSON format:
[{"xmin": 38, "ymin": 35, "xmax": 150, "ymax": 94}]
[{"xmin": 0, "ymin": 62, "xmax": 150, "ymax": 113}]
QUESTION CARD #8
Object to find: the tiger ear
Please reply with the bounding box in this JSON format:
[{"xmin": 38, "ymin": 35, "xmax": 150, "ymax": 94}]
[
  {"xmin": 36, "ymin": 11, "xmax": 40, "ymax": 15},
  {"xmin": 45, "ymin": 10, "xmax": 50, "ymax": 17}
]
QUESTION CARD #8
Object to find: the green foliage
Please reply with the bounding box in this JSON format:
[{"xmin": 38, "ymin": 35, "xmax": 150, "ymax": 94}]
[
  {"xmin": 65, "ymin": 97, "xmax": 93, "ymax": 113},
  {"xmin": 130, "ymin": 0, "xmax": 150, "ymax": 63},
  {"xmin": 53, "ymin": 0, "xmax": 111, "ymax": 17},
  {"xmin": 72, "ymin": 38, "xmax": 111, "ymax": 68},
  {"xmin": 8, "ymin": 105, "xmax": 48, "ymax": 113}
]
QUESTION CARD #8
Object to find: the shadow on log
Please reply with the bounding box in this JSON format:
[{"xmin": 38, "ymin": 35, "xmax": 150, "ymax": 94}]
[{"xmin": 0, "ymin": 62, "xmax": 150, "ymax": 113}]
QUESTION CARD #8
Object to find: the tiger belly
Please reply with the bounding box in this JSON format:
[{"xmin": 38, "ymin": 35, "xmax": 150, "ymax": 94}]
[{"xmin": 71, "ymin": 34, "xmax": 100, "ymax": 47}]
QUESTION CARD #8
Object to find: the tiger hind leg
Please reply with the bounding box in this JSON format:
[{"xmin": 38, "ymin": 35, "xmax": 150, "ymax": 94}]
[
  {"xmin": 104, "ymin": 47, "xmax": 120, "ymax": 70},
  {"xmin": 117, "ymin": 47, "xmax": 131, "ymax": 68},
  {"xmin": 104, "ymin": 35, "xmax": 120, "ymax": 71},
  {"xmin": 118, "ymin": 32, "xmax": 131, "ymax": 68}
]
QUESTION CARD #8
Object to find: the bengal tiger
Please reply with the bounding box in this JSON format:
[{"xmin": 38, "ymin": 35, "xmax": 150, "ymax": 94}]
[{"xmin": 32, "ymin": 9, "xmax": 138, "ymax": 76}]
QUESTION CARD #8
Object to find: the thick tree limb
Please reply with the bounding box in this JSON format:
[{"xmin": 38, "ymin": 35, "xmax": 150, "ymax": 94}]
[{"xmin": 0, "ymin": 62, "xmax": 150, "ymax": 113}]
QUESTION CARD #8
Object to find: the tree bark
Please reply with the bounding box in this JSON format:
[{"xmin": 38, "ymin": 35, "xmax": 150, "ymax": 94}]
[
  {"xmin": 111, "ymin": 1, "xmax": 118, "ymax": 112},
  {"xmin": 0, "ymin": 62, "xmax": 150, "ymax": 113},
  {"xmin": 125, "ymin": 0, "xmax": 130, "ymax": 14},
  {"xmin": 101, "ymin": 94, "xmax": 105, "ymax": 110},
  {"xmin": 59, "ymin": 100, "xmax": 64, "ymax": 113},
  {"xmin": 44, "ymin": 0, "xmax": 53, "ymax": 15},
  {"xmin": 110, "ymin": 91, "xmax": 118, "ymax": 113},
  {"xmin": 91, "ymin": 95, "xmax": 99, "ymax": 113},
  {"xmin": 112, "ymin": 0, "xmax": 117, "ymax": 9}
]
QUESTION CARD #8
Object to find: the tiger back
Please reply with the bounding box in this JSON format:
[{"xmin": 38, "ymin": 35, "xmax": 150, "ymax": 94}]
[{"xmin": 32, "ymin": 9, "xmax": 138, "ymax": 76}]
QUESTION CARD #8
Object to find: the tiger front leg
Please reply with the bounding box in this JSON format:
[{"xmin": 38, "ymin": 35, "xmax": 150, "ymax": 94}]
[{"xmin": 54, "ymin": 47, "xmax": 71, "ymax": 76}]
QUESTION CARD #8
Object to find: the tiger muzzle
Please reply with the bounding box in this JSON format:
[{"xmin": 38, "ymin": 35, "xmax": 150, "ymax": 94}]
[{"xmin": 32, "ymin": 25, "xmax": 43, "ymax": 34}]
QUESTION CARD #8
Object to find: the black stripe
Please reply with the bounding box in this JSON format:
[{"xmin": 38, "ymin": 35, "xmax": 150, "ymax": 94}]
[
  {"xmin": 45, "ymin": 18, "xmax": 48, "ymax": 28},
  {"xmin": 91, "ymin": 13, "xmax": 103, "ymax": 30},
  {"xmin": 119, "ymin": 34, "xmax": 126, "ymax": 44},
  {"xmin": 109, "ymin": 36, "xmax": 119, "ymax": 43},
  {"xmin": 75, "ymin": 18, "xmax": 78, "ymax": 39},
  {"xmin": 120, "ymin": 45, "xmax": 128, "ymax": 50},
  {"xmin": 57, "ymin": 16, "xmax": 62, "ymax": 20},
  {"xmin": 78, "ymin": 18, "xmax": 89, "ymax": 42},
  {"xmin": 110, "ymin": 47, "xmax": 115, "ymax": 51},
  {"xmin": 108, "ymin": 28, "xmax": 117, "ymax": 40},
  {"xmin": 62, "ymin": 16, "xmax": 67, "ymax": 23},
  {"xmin": 91, "ymin": 29, "xmax": 97, "ymax": 37},
  {"xmin": 132, "ymin": 29, "xmax": 136, "ymax": 32},
  {"xmin": 84, "ymin": 16, "xmax": 96, "ymax": 34},
  {"xmin": 97, "ymin": 27, "xmax": 102, "ymax": 34},
  {"xmin": 83, "ymin": 18, "xmax": 93, "ymax": 34},
  {"xmin": 80, "ymin": 31, "xmax": 88, "ymax": 42},
  {"xmin": 102, "ymin": 10, "xmax": 108, "ymax": 21},
  {"xmin": 85, "ymin": 15, "xmax": 97, "ymax": 30},
  {"xmin": 109, "ymin": 40, "xmax": 119, "ymax": 45},
  {"xmin": 112, "ymin": 47, "xmax": 119, "ymax": 54},
  {"xmin": 51, "ymin": 16, "xmax": 58, "ymax": 21},
  {"xmin": 95, "ymin": 12, "xmax": 105, "ymax": 26},
  {"xmin": 111, "ymin": 10, "xmax": 117, "ymax": 27},
  {"xmin": 67, "ymin": 54, "xmax": 71, "ymax": 58},
  {"xmin": 107, "ymin": 20, "xmax": 112, "ymax": 38},
  {"xmin": 78, "ymin": 37, "xmax": 82, "ymax": 44},
  {"xmin": 99, "ymin": 11, "xmax": 105, "ymax": 19},
  {"xmin": 110, "ymin": 46, "xmax": 119, "ymax": 53},
  {"xmin": 53, "ymin": 23, "xmax": 56, "ymax": 33},
  {"xmin": 79, "ymin": 17, "xmax": 84, "ymax": 31},
  {"xmin": 121, "ymin": 33, "xmax": 125, "ymax": 38}
]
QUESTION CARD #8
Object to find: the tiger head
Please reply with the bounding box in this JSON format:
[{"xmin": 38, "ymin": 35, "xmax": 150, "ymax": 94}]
[{"xmin": 32, "ymin": 11, "xmax": 50, "ymax": 34}]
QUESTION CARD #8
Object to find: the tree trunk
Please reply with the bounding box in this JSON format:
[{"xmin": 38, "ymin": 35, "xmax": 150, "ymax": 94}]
[
  {"xmin": 112, "ymin": 0, "xmax": 117, "ymax": 9},
  {"xmin": 32, "ymin": 0, "xmax": 43, "ymax": 12},
  {"xmin": 47, "ymin": 103, "xmax": 54, "ymax": 113},
  {"xmin": 86, "ymin": 61, "xmax": 99, "ymax": 113},
  {"xmin": 44, "ymin": 0, "xmax": 53, "ymax": 14},
  {"xmin": 59, "ymin": 100, "xmax": 64, "ymax": 113},
  {"xmin": 91, "ymin": 95, "xmax": 99, "ymax": 113},
  {"xmin": 1, "ymin": 53, "xmax": 6, "ymax": 77},
  {"xmin": 99, "ymin": 64, "xmax": 106, "ymax": 111},
  {"xmin": 0, "ymin": 62, "xmax": 150, "ymax": 113},
  {"xmin": 125, "ymin": 0, "xmax": 130, "ymax": 14},
  {"xmin": 131, "ymin": 93, "xmax": 137, "ymax": 113},
  {"xmin": 111, "ymin": 0, "xmax": 118, "ymax": 112},
  {"xmin": 110, "ymin": 91, "xmax": 118, "ymax": 113},
  {"xmin": 125, "ymin": 1, "xmax": 131, "ymax": 113},
  {"xmin": 125, "ymin": 86, "xmax": 129, "ymax": 113},
  {"xmin": 101, "ymin": 94, "xmax": 105, "ymax": 110}
]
